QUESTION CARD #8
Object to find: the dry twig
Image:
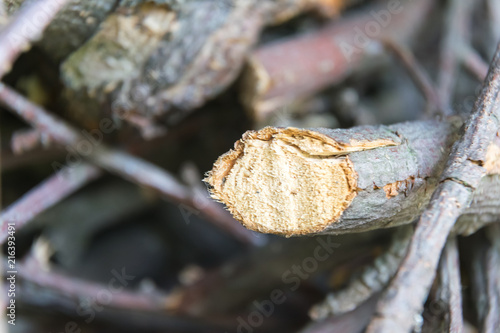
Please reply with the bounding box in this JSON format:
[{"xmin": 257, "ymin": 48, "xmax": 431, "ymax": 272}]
[
  {"xmin": 0, "ymin": 163, "xmax": 101, "ymax": 243},
  {"xmin": 437, "ymin": 237, "xmax": 464, "ymax": 332},
  {"xmin": 366, "ymin": 42, "xmax": 500, "ymax": 333},
  {"xmin": 0, "ymin": 82, "xmax": 261, "ymax": 246}
]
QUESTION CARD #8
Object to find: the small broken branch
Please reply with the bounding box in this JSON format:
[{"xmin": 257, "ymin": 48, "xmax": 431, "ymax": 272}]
[
  {"xmin": 12, "ymin": 256, "xmax": 226, "ymax": 332},
  {"xmin": 0, "ymin": 163, "xmax": 101, "ymax": 243},
  {"xmin": 366, "ymin": 41, "xmax": 500, "ymax": 333},
  {"xmin": 309, "ymin": 225, "xmax": 412, "ymax": 320},
  {"xmin": 380, "ymin": 39, "xmax": 444, "ymax": 116},
  {"xmin": 0, "ymin": 82, "xmax": 260, "ymax": 246},
  {"xmin": 0, "ymin": 0, "xmax": 69, "ymax": 78}
]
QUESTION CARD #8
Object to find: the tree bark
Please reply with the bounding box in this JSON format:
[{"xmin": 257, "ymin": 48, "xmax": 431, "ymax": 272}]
[{"xmin": 206, "ymin": 119, "xmax": 500, "ymax": 236}]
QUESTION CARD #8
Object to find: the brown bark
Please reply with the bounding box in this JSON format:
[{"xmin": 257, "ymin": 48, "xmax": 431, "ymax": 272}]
[{"xmin": 241, "ymin": 0, "xmax": 433, "ymax": 121}]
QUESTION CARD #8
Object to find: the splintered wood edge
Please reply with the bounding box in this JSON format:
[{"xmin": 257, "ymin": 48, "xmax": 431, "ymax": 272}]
[{"xmin": 205, "ymin": 127, "xmax": 397, "ymax": 236}]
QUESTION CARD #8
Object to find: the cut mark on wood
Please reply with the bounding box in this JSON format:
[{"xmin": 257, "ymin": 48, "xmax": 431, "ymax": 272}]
[
  {"xmin": 205, "ymin": 127, "xmax": 398, "ymax": 236},
  {"xmin": 382, "ymin": 177, "xmax": 417, "ymax": 198}
]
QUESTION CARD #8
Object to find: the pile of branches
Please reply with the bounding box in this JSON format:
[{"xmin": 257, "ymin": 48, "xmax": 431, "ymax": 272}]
[{"xmin": 0, "ymin": 0, "xmax": 499, "ymax": 332}]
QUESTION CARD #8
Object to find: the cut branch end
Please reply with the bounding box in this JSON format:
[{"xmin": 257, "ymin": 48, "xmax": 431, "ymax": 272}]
[{"xmin": 206, "ymin": 127, "xmax": 398, "ymax": 236}]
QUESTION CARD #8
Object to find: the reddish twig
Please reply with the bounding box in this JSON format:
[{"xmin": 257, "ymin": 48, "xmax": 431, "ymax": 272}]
[
  {"xmin": 0, "ymin": 163, "xmax": 101, "ymax": 244},
  {"xmin": 12, "ymin": 256, "xmax": 226, "ymax": 332},
  {"xmin": 17, "ymin": 255, "xmax": 166, "ymax": 311},
  {"xmin": 0, "ymin": 82, "xmax": 261, "ymax": 246},
  {"xmin": 241, "ymin": 0, "xmax": 433, "ymax": 120},
  {"xmin": 367, "ymin": 42, "xmax": 500, "ymax": 333},
  {"xmin": 0, "ymin": 0, "xmax": 69, "ymax": 78}
]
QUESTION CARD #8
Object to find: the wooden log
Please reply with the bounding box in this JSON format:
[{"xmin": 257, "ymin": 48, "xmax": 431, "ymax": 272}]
[
  {"xmin": 241, "ymin": 0, "xmax": 433, "ymax": 121},
  {"xmin": 205, "ymin": 120, "xmax": 500, "ymax": 236}
]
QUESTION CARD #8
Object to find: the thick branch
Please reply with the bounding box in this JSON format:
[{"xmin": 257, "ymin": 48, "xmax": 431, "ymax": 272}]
[
  {"xmin": 366, "ymin": 41, "xmax": 500, "ymax": 333},
  {"xmin": 207, "ymin": 119, "xmax": 499, "ymax": 236},
  {"xmin": 241, "ymin": 0, "xmax": 433, "ymax": 120}
]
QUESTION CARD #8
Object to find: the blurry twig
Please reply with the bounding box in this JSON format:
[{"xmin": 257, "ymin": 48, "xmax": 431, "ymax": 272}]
[
  {"xmin": 0, "ymin": 163, "xmax": 101, "ymax": 243},
  {"xmin": 437, "ymin": 237, "xmax": 464, "ymax": 332},
  {"xmin": 367, "ymin": 42, "xmax": 500, "ymax": 333},
  {"xmin": 0, "ymin": 0, "xmax": 69, "ymax": 78},
  {"xmin": 484, "ymin": 224, "xmax": 500, "ymax": 332},
  {"xmin": 461, "ymin": 43, "xmax": 489, "ymax": 82},
  {"xmin": 437, "ymin": 0, "xmax": 473, "ymax": 113},
  {"xmin": 0, "ymin": 82, "xmax": 262, "ymax": 246},
  {"xmin": 309, "ymin": 225, "xmax": 412, "ymax": 320},
  {"xmin": 12, "ymin": 256, "xmax": 227, "ymax": 332},
  {"xmin": 380, "ymin": 39, "xmax": 445, "ymax": 117}
]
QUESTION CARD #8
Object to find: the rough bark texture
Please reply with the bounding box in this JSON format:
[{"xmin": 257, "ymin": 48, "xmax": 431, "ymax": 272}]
[{"xmin": 366, "ymin": 42, "xmax": 500, "ymax": 333}]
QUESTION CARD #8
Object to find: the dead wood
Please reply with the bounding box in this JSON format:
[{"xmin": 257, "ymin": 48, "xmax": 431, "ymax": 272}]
[
  {"xmin": 206, "ymin": 119, "xmax": 499, "ymax": 236},
  {"xmin": 0, "ymin": 82, "xmax": 261, "ymax": 246},
  {"xmin": 366, "ymin": 41, "xmax": 500, "ymax": 333}
]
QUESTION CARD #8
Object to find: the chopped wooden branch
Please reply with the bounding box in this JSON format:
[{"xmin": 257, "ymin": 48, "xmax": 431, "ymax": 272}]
[
  {"xmin": 366, "ymin": 42, "xmax": 500, "ymax": 333},
  {"xmin": 0, "ymin": 0, "xmax": 69, "ymax": 78},
  {"xmin": 241, "ymin": 0, "xmax": 433, "ymax": 121},
  {"xmin": 206, "ymin": 119, "xmax": 499, "ymax": 236},
  {"xmin": 0, "ymin": 163, "xmax": 101, "ymax": 243},
  {"xmin": 0, "ymin": 82, "xmax": 260, "ymax": 246},
  {"xmin": 309, "ymin": 225, "xmax": 412, "ymax": 320}
]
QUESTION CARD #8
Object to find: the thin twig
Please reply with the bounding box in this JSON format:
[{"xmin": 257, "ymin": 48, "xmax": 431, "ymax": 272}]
[
  {"xmin": 309, "ymin": 225, "xmax": 412, "ymax": 320},
  {"xmin": 12, "ymin": 256, "xmax": 226, "ymax": 332},
  {"xmin": 484, "ymin": 224, "xmax": 500, "ymax": 332},
  {"xmin": 0, "ymin": 0, "xmax": 69, "ymax": 78},
  {"xmin": 461, "ymin": 43, "xmax": 489, "ymax": 82},
  {"xmin": 0, "ymin": 82, "xmax": 262, "ymax": 246},
  {"xmin": 367, "ymin": 41, "xmax": 500, "ymax": 333},
  {"xmin": 0, "ymin": 163, "xmax": 101, "ymax": 243},
  {"xmin": 438, "ymin": 237, "xmax": 464, "ymax": 332},
  {"xmin": 380, "ymin": 39, "xmax": 446, "ymax": 117},
  {"xmin": 437, "ymin": 0, "xmax": 473, "ymax": 113}
]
